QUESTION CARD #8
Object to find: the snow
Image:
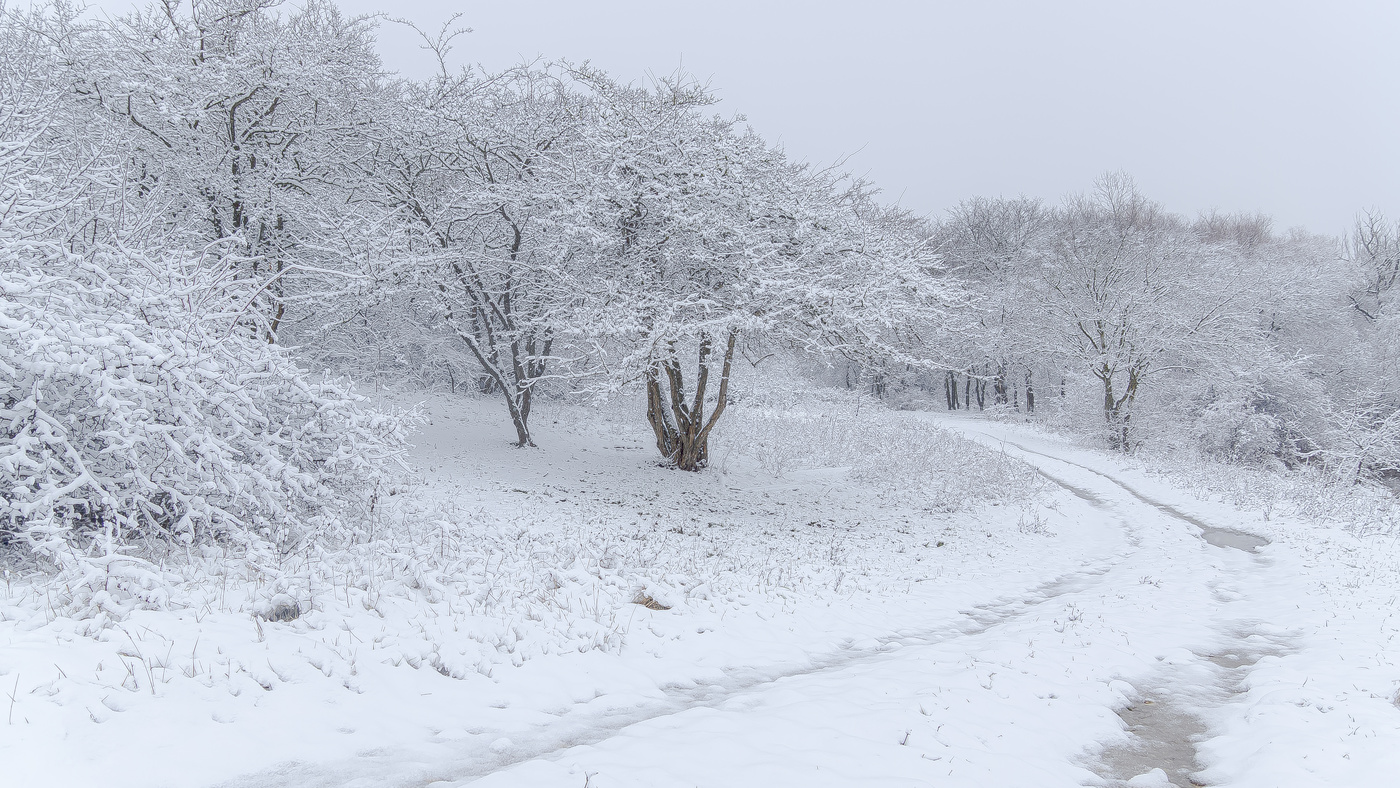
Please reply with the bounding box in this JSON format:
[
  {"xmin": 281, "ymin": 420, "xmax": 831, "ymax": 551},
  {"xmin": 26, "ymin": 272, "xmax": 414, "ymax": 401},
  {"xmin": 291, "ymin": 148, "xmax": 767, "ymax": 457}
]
[
  {"xmin": 2, "ymin": 397, "xmax": 1399, "ymax": 787},
  {"xmin": 1127, "ymin": 769, "xmax": 1173, "ymax": 788}
]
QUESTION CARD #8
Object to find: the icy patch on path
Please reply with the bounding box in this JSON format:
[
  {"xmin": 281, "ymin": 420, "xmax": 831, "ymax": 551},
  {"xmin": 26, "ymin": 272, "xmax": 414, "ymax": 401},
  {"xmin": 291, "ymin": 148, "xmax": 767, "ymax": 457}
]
[
  {"xmin": 985, "ymin": 438, "xmax": 1285, "ymax": 787},
  {"xmin": 1093, "ymin": 631, "xmax": 1291, "ymax": 788},
  {"xmin": 1199, "ymin": 529, "xmax": 1268, "ymax": 553}
]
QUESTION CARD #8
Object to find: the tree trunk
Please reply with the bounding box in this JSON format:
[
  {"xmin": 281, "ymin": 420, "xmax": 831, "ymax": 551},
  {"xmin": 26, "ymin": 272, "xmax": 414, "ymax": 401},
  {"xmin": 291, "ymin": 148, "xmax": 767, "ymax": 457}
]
[
  {"xmin": 993, "ymin": 365, "xmax": 1009, "ymax": 406},
  {"xmin": 646, "ymin": 330, "xmax": 739, "ymax": 471},
  {"xmin": 1025, "ymin": 370, "xmax": 1035, "ymax": 414},
  {"xmin": 1100, "ymin": 364, "xmax": 1142, "ymax": 452},
  {"xmin": 509, "ymin": 386, "xmax": 534, "ymax": 448},
  {"xmin": 447, "ymin": 318, "xmax": 542, "ymax": 448},
  {"xmin": 870, "ymin": 371, "xmax": 887, "ymax": 397}
]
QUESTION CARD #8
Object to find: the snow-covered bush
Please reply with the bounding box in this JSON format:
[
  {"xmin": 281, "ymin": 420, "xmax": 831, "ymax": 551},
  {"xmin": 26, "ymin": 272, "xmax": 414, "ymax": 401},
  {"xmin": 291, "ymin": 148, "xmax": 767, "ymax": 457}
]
[
  {"xmin": 0, "ymin": 256, "xmax": 412, "ymax": 559},
  {"xmin": 0, "ymin": 5, "xmax": 410, "ymax": 564},
  {"xmin": 1188, "ymin": 388, "xmax": 1291, "ymax": 469}
]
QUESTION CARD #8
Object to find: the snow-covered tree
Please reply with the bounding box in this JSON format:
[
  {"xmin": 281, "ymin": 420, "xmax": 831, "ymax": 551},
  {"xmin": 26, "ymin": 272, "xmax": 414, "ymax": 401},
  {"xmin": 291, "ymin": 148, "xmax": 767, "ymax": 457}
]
[
  {"xmin": 1345, "ymin": 210, "xmax": 1400, "ymax": 323},
  {"xmin": 0, "ymin": 2, "xmax": 409, "ymax": 562},
  {"xmin": 64, "ymin": 0, "xmax": 388, "ymax": 340},
  {"xmin": 563, "ymin": 73, "xmax": 968, "ymax": 470},
  {"xmin": 368, "ymin": 65, "xmax": 597, "ymax": 446},
  {"xmin": 1036, "ymin": 174, "xmax": 1246, "ymax": 450},
  {"xmin": 933, "ymin": 196, "xmax": 1051, "ymax": 412}
]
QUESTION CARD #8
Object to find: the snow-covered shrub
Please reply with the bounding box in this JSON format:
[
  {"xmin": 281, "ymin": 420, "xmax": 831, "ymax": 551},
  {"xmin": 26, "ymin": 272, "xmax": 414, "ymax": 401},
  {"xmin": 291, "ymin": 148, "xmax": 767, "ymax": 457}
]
[
  {"xmin": 0, "ymin": 7, "xmax": 411, "ymax": 564},
  {"xmin": 1191, "ymin": 397, "xmax": 1288, "ymax": 468},
  {"xmin": 0, "ymin": 256, "xmax": 412, "ymax": 558}
]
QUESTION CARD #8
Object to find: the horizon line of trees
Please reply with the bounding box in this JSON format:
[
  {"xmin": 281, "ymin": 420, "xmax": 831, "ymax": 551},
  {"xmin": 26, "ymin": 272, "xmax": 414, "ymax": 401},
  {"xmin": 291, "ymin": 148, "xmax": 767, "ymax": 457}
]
[{"xmin": 918, "ymin": 179, "xmax": 1400, "ymax": 481}]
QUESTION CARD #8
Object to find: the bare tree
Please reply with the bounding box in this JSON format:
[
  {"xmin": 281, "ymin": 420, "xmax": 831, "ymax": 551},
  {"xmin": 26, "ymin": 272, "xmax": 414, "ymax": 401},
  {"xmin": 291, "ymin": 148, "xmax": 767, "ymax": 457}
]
[
  {"xmin": 1345, "ymin": 210, "xmax": 1400, "ymax": 322},
  {"xmin": 66, "ymin": 0, "xmax": 386, "ymax": 340},
  {"xmin": 1040, "ymin": 174, "xmax": 1243, "ymax": 450}
]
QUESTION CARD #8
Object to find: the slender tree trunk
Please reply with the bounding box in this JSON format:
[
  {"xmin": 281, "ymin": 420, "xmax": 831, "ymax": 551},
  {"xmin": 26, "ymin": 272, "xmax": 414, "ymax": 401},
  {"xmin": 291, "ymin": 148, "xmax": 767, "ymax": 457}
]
[
  {"xmin": 1100, "ymin": 364, "xmax": 1142, "ymax": 453},
  {"xmin": 446, "ymin": 314, "xmax": 541, "ymax": 448},
  {"xmin": 1025, "ymin": 370, "xmax": 1035, "ymax": 414},
  {"xmin": 508, "ymin": 386, "xmax": 534, "ymax": 448},
  {"xmin": 646, "ymin": 371, "xmax": 680, "ymax": 460},
  {"xmin": 870, "ymin": 371, "xmax": 886, "ymax": 397},
  {"xmin": 1100, "ymin": 365, "xmax": 1120, "ymax": 450}
]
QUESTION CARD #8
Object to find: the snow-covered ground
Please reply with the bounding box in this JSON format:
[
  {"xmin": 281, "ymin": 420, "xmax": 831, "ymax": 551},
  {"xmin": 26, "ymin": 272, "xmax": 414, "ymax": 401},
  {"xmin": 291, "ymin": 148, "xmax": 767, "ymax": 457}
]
[{"xmin": 3, "ymin": 396, "xmax": 1399, "ymax": 787}]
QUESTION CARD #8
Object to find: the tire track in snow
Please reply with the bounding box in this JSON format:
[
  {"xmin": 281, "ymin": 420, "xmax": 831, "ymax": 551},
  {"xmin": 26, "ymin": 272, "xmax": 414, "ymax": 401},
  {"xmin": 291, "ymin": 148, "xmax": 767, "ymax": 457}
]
[
  {"xmin": 444, "ymin": 573, "xmax": 1129, "ymax": 786},
  {"xmin": 428, "ymin": 445, "xmax": 1149, "ymax": 785},
  {"xmin": 955, "ymin": 428, "xmax": 1289, "ymax": 787},
  {"xmin": 968, "ymin": 432, "xmax": 1268, "ymax": 553},
  {"xmin": 425, "ymin": 430, "xmax": 1269, "ymax": 788},
  {"xmin": 216, "ymin": 477, "xmax": 1138, "ymax": 788},
  {"xmin": 215, "ymin": 559, "xmax": 1130, "ymax": 788}
]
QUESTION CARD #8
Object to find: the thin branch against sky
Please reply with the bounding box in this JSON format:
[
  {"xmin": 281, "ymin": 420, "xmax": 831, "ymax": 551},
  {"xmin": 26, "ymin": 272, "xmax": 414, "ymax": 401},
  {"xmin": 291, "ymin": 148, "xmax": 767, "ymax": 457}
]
[{"xmin": 89, "ymin": 0, "xmax": 1400, "ymax": 234}]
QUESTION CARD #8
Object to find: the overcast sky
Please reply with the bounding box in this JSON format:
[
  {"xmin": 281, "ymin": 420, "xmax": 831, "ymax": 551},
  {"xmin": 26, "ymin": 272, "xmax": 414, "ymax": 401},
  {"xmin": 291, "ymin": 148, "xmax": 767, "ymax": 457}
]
[{"xmin": 96, "ymin": 1, "xmax": 1400, "ymax": 235}]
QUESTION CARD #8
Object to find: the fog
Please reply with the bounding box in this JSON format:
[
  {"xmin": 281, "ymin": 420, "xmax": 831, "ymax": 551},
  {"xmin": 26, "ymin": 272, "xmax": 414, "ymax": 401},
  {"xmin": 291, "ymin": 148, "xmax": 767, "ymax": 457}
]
[{"xmin": 322, "ymin": 0, "xmax": 1398, "ymax": 235}]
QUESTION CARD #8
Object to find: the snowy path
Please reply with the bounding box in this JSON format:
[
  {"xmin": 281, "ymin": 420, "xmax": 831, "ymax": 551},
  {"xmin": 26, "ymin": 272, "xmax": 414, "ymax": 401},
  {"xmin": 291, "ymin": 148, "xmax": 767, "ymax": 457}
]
[
  {"xmin": 443, "ymin": 426, "xmax": 1287, "ymax": 788},
  {"xmin": 10, "ymin": 406, "xmax": 1399, "ymax": 788},
  {"xmin": 959, "ymin": 428, "xmax": 1284, "ymax": 788}
]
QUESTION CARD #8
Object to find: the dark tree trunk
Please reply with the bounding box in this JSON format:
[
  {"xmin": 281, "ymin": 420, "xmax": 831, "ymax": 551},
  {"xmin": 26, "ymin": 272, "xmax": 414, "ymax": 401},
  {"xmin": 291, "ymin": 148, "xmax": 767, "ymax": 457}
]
[
  {"xmin": 510, "ymin": 386, "xmax": 534, "ymax": 448},
  {"xmin": 646, "ymin": 330, "xmax": 739, "ymax": 471},
  {"xmin": 1100, "ymin": 363, "xmax": 1142, "ymax": 452},
  {"xmin": 945, "ymin": 371, "xmax": 961, "ymax": 410},
  {"xmin": 1025, "ymin": 370, "xmax": 1035, "ymax": 414},
  {"xmin": 993, "ymin": 365, "xmax": 1009, "ymax": 406}
]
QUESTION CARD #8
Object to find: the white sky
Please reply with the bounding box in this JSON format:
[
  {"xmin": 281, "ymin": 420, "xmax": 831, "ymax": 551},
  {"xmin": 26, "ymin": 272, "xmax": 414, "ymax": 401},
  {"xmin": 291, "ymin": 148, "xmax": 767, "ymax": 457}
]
[{"xmin": 93, "ymin": 0, "xmax": 1400, "ymax": 236}]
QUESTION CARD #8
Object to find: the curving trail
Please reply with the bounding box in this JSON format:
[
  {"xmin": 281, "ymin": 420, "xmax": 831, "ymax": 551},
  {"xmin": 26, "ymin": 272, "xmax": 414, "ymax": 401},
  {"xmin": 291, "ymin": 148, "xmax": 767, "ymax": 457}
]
[
  {"xmin": 954, "ymin": 425, "xmax": 1285, "ymax": 788},
  {"xmin": 215, "ymin": 420, "xmax": 1303, "ymax": 788},
  {"xmin": 421, "ymin": 425, "xmax": 1288, "ymax": 788}
]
